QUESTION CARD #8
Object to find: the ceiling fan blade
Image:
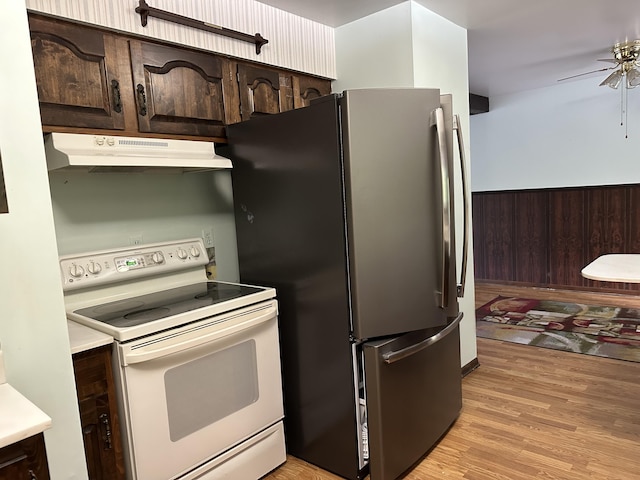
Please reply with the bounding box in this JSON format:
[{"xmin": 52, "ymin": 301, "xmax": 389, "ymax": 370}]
[
  {"xmin": 557, "ymin": 66, "xmax": 615, "ymax": 82},
  {"xmin": 597, "ymin": 58, "xmax": 620, "ymax": 64}
]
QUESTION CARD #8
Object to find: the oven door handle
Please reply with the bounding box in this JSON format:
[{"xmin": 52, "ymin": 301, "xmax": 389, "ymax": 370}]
[{"xmin": 120, "ymin": 304, "xmax": 277, "ymax": 366}]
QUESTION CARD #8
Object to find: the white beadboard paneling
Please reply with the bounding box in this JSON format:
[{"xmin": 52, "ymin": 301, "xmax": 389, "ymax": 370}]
[{"xmin": 25, "ymin": 0, "xmax": 336, "ymax": 79}]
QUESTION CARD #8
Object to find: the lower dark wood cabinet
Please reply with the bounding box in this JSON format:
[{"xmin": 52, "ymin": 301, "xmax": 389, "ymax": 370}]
[
  {"xmin": 0, "ymin": 433, "xmax": 49, "ymax": 480},
  {"xmin": 73, "ymin": 345, "xmax": 125, "ymax": 480}
]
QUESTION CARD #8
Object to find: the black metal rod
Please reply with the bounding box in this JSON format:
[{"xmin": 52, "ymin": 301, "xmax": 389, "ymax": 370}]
[{"xmin": 135, "ymin": 0, "xmax": 269, "ymax": 54}]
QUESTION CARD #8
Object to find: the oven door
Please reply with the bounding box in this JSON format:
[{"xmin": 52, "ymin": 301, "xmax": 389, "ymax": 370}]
[{"xmin": 114, "ymin": 300, "xmax": 284, "ymax": 480}]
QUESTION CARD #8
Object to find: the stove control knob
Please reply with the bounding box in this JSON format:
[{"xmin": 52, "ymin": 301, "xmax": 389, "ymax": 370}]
[
  {"xmin": 87, "ymin": 261, "xmax": 102, "ymax": 275},
  {"xmin": 152, "ymin": 252, "xmax": 165, "ymax": 264},
  {"xmin": 190, "ymin": 246, "xmax": 200, "ymax": 258},
  {"xmin": 177, "ymin": 248, "xmax": 188, "ymax": 260},
  {"xmin": 69, "ymin": 264, "xmax": 85, "ymax": 278}
]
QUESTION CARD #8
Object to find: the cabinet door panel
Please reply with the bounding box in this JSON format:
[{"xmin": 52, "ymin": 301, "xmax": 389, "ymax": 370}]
[
  {"xmin": 73, "ymin": 346, "xmax": 125, "ymax": 480},
  {"xmin": 29, "ymin": 14, "xmax": 124, "ymax": 130},
  {"xmin": 292, "ymin": 74, "xmax": 331, "ymax": 108},
  {"xmin": 237, "ymin": 63, "xmax": 288, "ymax": 121},
  {"xmin": 79, "ymin": 394, "xmax": 118, "ymax": 480},
  {"xmin": 130, "ymin": 41, "xmax": 227, "ymax": 137},
  {"xmin": 0, "ymin": 434, "xmax": 49, "ymax": 480}
]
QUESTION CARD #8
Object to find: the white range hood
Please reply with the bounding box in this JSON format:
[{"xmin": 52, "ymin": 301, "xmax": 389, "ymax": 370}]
[{"xmin": 44, "ymin": 133, "xmax": 232, "ymax": 173}]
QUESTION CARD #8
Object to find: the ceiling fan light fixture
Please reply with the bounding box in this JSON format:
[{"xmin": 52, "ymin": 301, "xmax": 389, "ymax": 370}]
[
  {"xmin": 600, "ymin": 69, "xmax": 623, "ymax": 89},
  {"xmin": 628, "ymin": 67, "xmax": 640, "ymax": 88}
]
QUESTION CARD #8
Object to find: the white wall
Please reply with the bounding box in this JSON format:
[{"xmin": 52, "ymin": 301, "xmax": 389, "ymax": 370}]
[
  {"xmin": 410, "ymin": 5, "xmax": 476, "ymax": 368},
  {"xmin": 0, "ymin": 1, "xmax": 87, "ymax": 478},
  {"xmin": 26, "ymin": 0, "xmax": 336, "ymax": 79},
  {"xmin": 471, "ymin": 75, "xmax": 640, "ymax": 192},
  {"xmin": 333, "ymin": 3, "xmax": 414, "ymax": 91},
  {"xmin": 334, "ymin": 1, "xmax": 477, "ymax": 367}
]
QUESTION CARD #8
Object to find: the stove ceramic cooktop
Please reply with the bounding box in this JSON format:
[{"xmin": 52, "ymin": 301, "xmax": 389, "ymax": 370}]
[{"xmin": 74, "ymin": 281, "xmax": 264, "ymax": 328}]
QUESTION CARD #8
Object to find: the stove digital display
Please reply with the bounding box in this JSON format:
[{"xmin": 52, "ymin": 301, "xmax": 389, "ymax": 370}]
[
  {"xmin": 116, "ymin": 255, "xmax": 145, "ymax": 272},
  {"xmin": 72, "ymin": 282, "xmax": 265, "ymax": 329}
]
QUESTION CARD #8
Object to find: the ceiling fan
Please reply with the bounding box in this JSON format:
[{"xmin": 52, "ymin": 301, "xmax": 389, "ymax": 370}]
[
  {"xmin": 558, "ymin": 40, "xmax": 640, "ymax": 138},
  {"xmin": 558, "ymin": 40, "xmax": 640, "ymax": 88}
]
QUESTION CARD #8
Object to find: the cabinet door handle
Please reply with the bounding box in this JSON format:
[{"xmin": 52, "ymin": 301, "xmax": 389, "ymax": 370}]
[
  {"xmin": 136, "ymin": 83, "xmax": 147, "ymax": 116},
  {"xmin": 29, "ymin": 470, "xmax": 38, "ymax": 480},
  {"xmin": 111, "ymin": 79, "xmax": 122, "ymax": 113},
  {"xmin": 99, "ymin": 413, "xmax": 113, "ymax": 450},
  {"xmin": 0, "ymin": 451, "xmax": 27, "ymax": 469}
]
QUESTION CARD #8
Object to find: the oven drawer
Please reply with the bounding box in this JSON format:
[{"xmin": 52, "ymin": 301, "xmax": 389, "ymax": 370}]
[{"xmin": 113, "ymin": 300, "xmax": 284, "ymax": 480}]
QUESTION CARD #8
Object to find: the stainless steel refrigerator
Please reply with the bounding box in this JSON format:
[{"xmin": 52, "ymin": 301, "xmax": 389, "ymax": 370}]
[{"xmin": 223, "ymin": 88, "xmax": 468, "ymax": 480}]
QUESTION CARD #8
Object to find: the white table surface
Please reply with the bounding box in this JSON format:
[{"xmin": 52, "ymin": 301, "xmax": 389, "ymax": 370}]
[{"xmin": 581, "ymin": 254, "xmax": 640, "ymax": 283}]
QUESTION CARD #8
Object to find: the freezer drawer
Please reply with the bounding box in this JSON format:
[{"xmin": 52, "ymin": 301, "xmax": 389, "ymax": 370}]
[{"xmin": 362, "ymin": 314, "xmax": 463, "ymax": 480}]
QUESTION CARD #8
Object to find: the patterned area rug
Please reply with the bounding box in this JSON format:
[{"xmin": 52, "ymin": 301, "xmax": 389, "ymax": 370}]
[{"xmin": 476, "ymin": 296, "xmax": 640, "ymax": 362}]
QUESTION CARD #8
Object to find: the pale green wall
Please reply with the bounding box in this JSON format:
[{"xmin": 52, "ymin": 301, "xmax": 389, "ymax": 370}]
[
  {"xmin": 0, "ymin": 1, "xmax": 87, "ymax": 478},
  {"xmin": 50, "ymin": 171, "xmax": 240, "ymax": 282}
]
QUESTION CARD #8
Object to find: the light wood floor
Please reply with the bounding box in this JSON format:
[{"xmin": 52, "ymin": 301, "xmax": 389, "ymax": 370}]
[{"xmin": 264, "ymin": 283, "xmax": 640, "ymax": 480}]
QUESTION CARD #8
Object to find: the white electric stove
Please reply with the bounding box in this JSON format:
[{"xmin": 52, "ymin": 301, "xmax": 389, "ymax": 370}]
[{"xmin": 60, "ymin": 238, "xmax": 286, "ymax": 480}]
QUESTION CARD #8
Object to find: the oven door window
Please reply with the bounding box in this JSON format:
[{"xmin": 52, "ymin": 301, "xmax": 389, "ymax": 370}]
[
  {"xmin": 117, "ymin": 301, "xmax": 283, "ymax": 480},
  {"xmin": 165, "ymin": 339, "xmax": 259, "ymax": 441}
]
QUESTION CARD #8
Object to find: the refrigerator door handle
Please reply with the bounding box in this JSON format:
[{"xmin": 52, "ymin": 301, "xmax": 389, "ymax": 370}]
[
  {"xmin": 381, "ymin": 312, "xmax": 463, "ymax": 364},
  {"xmin": 431, "ymin": 107, "xmax": 452, "ymax": 310},
  {"xmin": 453, "ymin": 114, "xmax": 469, "ymax": 298}
]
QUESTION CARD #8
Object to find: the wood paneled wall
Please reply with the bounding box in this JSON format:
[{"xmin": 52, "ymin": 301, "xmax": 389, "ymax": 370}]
[{"xmin": 472, "ymin": 184, "xmax": 640, "ymax": 292}]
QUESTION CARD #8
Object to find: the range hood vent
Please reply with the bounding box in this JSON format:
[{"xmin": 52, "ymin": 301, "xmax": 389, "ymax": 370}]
[{"xmin": 44, "ymin": 133, "xmax": 232, "ymax": 173}]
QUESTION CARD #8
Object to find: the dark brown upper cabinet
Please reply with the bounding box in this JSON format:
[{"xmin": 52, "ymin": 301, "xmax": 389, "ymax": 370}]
[
  {"xmin": 129, "ymin": 41, "xmax": 228, "ymax": 138},
  {"xmin": 29, "ymin": 14, "xmax": 125, "ymax": 131},
  {"xmin": 27, "ymin": 13, "xmax": 332, "ymax": 141},
  {"xmin": 292, "ymin": 74, "xmax": 332, "ymax": 109},
  {"xmin": 236, "ymin": 63, "xmax": 294, "ymax": 122}
]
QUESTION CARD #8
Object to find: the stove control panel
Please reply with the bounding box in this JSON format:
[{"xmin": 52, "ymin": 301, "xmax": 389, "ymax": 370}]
[{"xmin": 59, "ymin": 238, "xmax": 209, "ymax": 291}]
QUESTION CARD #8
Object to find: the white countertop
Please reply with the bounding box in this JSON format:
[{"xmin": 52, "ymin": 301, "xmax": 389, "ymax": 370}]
[
  {"xmin": 0, "ymin": 383, "xmax": 52, "ymax": 449},
  {"xmin": 0, "ymin": 322, "xmax": 113, "ymax": 450},
  {"xmin": 67, "ymin": 320, "xmax": 114, "ymax": 355},
  {"xmin": 0, "ymin": 351, "xmax": 52, "ymax": 449},
  {"xmin": 581, "ymin": 254, "xmax": 640, "ymax": 283}
]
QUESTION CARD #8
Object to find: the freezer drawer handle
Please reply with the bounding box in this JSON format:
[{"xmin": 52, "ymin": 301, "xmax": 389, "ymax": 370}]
[{"xmin": 381, "ymin": 312, "xmax": 463, "ymax": 364}]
